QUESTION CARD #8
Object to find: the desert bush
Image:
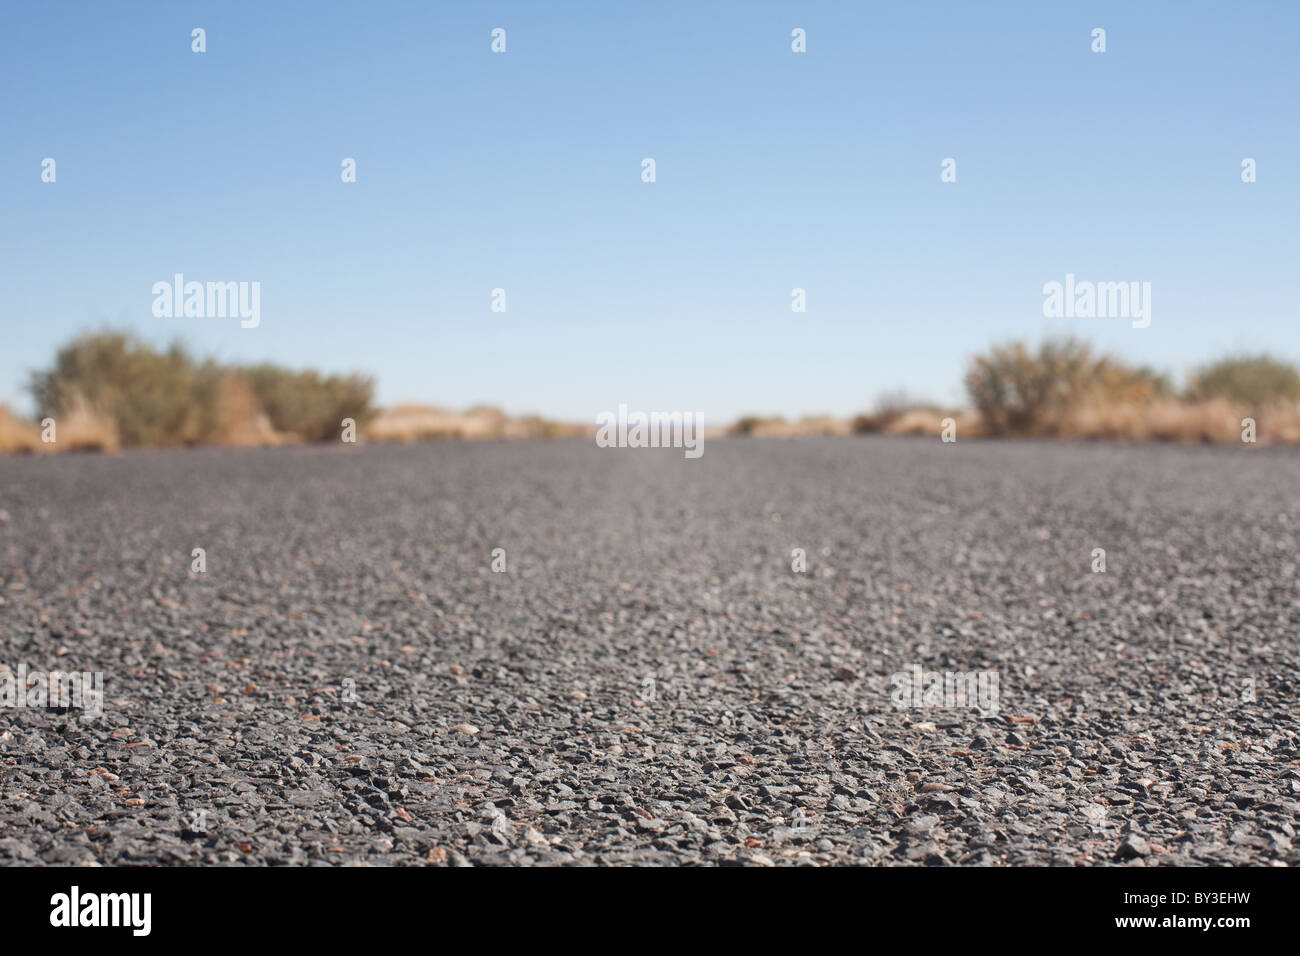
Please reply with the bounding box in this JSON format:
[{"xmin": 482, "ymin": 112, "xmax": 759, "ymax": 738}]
[
  {"xmin": 728, "ymin": 416, "xmax": 772, "ymax": 437},
  {"xmin": 367, "ymin": 405, "xmax": 472, "ymax": 442},
  {"xmin": 965, "ymin": 338, "xmax": 1093, "ymax": 435},
  {"xmin": 1187, "ymin": 355, "xmax": 1300, "ymax": 410},
  {"xmin": 851, "ymin": 390, "xmax": 931, "ymax": 433},
  {"xmin": 49, "ymin": 391, "xmax": 122, "ymax": 452},
  {"xmin": 367, "ymin": 405, "xmax": 588, "ymax": 443},
  {"xmin": 29, "ymin": 332, "xmax": 222, "ymax": 446},
  {"xmin": 1258, "ymin": 400, "xmax": 1300, "ymax": 443},
  {"xmin": 27, "ymin": 331, "xmax": 373, "ymax": 448},
  {"xmin": 882, "ymin": 408, "xmax": 984, "ymax": 438},
  {"xmin": 241, "ymin": 365, "xmax": 375, "ymax": 443},
  {"xmin": 1143, "ymin": 398, "xmax": 1243, "ymax": 443},
  {"xmin": 210, "ymin": 374, "xmax": 290, "ymax": 446},
  {"xmin": 727, "ymin": 416, "xmax": 847, "ymax": 437},
  {"xmin": 965, "ymin": 338, "xmax": 1170, "ymax": 436},
  {"xmin": 0, "ymin": 405, "xmax": 41, "ymax": 453}
]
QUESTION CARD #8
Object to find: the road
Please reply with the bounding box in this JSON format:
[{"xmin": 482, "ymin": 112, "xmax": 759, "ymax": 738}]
[{"xmin": 0, "ymin": 437, "xmax": 1296, "ymax": 865}]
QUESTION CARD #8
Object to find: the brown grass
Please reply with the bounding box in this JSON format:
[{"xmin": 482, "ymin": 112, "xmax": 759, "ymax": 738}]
[
  {"xmin": 366, "ymin": 405, "xmax": 591, "ymax": 443},
  {"xmin": 50, "ymin": 393, "xmax": 121, "ymax": 453},
  {"xmin": 0, "ymin": 395, "xmax": 120, "ymax": 454},
  {"xmin": 737, "ymin": 392, "xmax": 1300, "ymax": 445},
  {"xmin": 0, "ymin": 406, "xmax": 41, "ymax": 454},
  {"xmin": 210, "ymin": 375, "xmax": 293, "ymax": 447},
  {"xmin": 1056, "ymin": 394, "xmax": 1152, "ymax": 440},
  {"xmin": 728, "ymin": 416, "xmax": 851, "ymax": 438},
  {"xmin": 1, "ymin": 381, "xmax": 287, "ymax": 455},
  {"xmin": 1139, "ymin": 398, "xmax": 1242, "ymax": 443},
  {"xmin": 366, "ymin": 405, "xmax": 495, "ymax": 442},
  {"xmin": 877, "ymin": 399, "xmax": 1257, "ymax": 444},
  {"xmin": 883, "ymin": 409, "xmax": 984, "ymax": 438},
  {"xmin": 1259, "ymin": 400, "xmax": 1300, "ymax": 443}
]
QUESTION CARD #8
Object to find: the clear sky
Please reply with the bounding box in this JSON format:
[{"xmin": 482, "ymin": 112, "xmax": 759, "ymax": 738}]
[{"xmin": 3, "ymin": 1, "xmax": 1296, "ymax": 423}]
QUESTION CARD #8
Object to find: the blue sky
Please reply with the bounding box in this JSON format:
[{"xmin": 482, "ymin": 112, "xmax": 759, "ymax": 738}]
[{"xmin": 3, "ymin": 1, "xmax": 1296, "ymax": 422}]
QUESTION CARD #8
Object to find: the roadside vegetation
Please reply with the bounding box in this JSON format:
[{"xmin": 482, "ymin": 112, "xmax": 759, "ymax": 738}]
[
  {"xmin": 957, "ymin": 339, "xmax": 1300, "ymax": 442},
  {"xmin": 9, "ymin": 331, "xmax": 374, "ymax": 453},
  {"xmin": 2, "ymin": 330, "xmax": 583, "ymax": 454},
  {"xmin": 5, "ymin": 331, "xmax": 1300, "ymax": 455},
  {"xmin": 741, "ymin": 339, "xmax": 1300, "ymax": 444}
]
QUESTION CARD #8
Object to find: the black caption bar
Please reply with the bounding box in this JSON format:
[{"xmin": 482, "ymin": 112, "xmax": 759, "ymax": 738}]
[{"xmin": 0, "ymin": 865, "xmax": 1274, "ymax": 943}]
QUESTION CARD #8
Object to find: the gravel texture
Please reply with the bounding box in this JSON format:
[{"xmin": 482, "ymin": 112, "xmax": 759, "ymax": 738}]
[{"xmin": 0, "ymin": 437, "xmax": 1297, "ymax": 866}]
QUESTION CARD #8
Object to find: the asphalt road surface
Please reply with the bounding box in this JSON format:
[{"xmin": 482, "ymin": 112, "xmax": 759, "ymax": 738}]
[{"xmin": 1, "ymin": 437, "xmax": 1297, "ymax": 865}]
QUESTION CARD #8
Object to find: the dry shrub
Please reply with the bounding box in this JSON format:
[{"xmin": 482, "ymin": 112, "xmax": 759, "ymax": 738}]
[
  {"xmin": 882, "ymin": 410, "xmax": 937, "ymax": 436},
  {"xmin": 502, "ymin": 416, "xmax": 593, "ymax": 439},
  {"xmin": 366, "ymin": 405, "xmax": 587, "ymax": 443},
  {"xmin": 52, "ymin": 392, "xmax": 121, "ymax": 452},
  {"xmin": 728, "ymin": 416, "xmax": 849, "ymax": 438},
  {"xmin": 1057, "ymin": 386, "xmax": 1176, "ymax": 440},
  {"xmin": 240, "ymin": 365, "xmax": 375, "ymax": 443},
  {"xmin": 1257, "ymin": 400, "xmax": 1300, "ymax": 443},
  {"xmin": 792, "ymin": 416, "xmax": 851, "ymax": 436},
  {"xmin": 0, "ymin": 406, "xmax": 40, "ymax": 454},
  {"xmin": 851, "ymin": 391, "xmax": 917, "ymax": 433},
  {"xmin": 849, "ymin": 413, "xmax": 888, "ymax": 434},
  {"xmin": 30, "ymin": 333, "xmax": 216, "ymax": 447},
  {"xmin": 965, "ymin": 338, "xmax": 1170, "ymax": 437},
  {"xmin": 1142, "ymin": 398, "xmax": 1242, "ymax": 443},
  {"xmin": 367, "ymin": 405, "xmax": 477, "ymax": 442},
  {"xmin": 1058, "ymin": 396, "xmax": 1149, "ymax": 440},
  {"xmin": 1189, "ymin": 355, "xmax": 1300, "ymax": 408},
  {"xmin": 28, "ymin": 331, "xmax": 374, "ymax": 449},
  {"xmin": 884, "ymin": 409, "xmax": 983, "ymax": 438},
  {"xmin": 461, "ymin": 405, "xmax": 509, "ymax": 439},
  {"xmin": 727, "ymin": 416, "xmax": 772, "ymax": 436},
  {"xmin": 211, "ymin": 375, "xmax": 291, "ymax": 447},
  {"xmin": 743, "ymin": 419, "xmax": 793, "ymax": 437}
]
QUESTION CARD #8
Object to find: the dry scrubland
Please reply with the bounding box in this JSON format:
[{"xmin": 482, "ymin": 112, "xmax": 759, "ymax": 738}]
[
  {"xmin": 1, "ymin": 332, "xmax": 584, "ymax": 454},
  {"xmin": 735, "ymin": 339, "xmax": 1300, "ymax": 444},
  {"xmin": 3, "ymin": 332, "xmax": 1300, "ymax": 454},
  {"xmin": 366, "ymin": 404, "xmax": 591, "ymax": 442}
]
